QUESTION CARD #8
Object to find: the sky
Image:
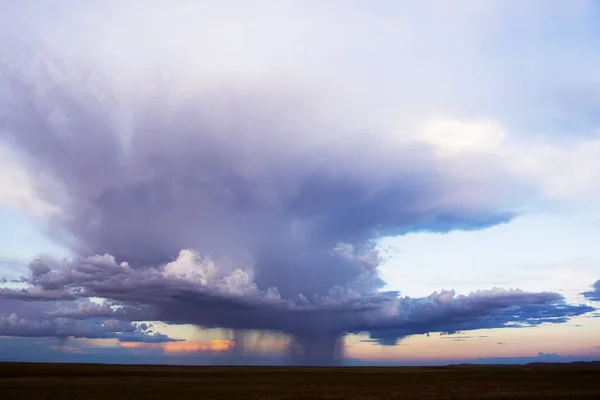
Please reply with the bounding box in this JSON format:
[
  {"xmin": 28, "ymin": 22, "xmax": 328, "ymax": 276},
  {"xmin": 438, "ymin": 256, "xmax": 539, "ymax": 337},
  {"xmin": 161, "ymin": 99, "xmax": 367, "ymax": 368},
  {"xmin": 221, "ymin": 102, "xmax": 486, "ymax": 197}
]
[{"xmin": 0, "ymin": 0, "xmax": 599, "ymax": 366}]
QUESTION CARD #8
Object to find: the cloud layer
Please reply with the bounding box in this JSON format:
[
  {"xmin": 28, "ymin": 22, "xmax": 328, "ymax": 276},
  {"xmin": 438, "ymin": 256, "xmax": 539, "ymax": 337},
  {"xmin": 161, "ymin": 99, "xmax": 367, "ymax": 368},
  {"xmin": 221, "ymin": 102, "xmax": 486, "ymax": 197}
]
[
  {"xmin": 0, "ymin": 1, "xmax": 597, "ymax": 365},
  {"xmin": 0, "ymin": 298, "xmax": 174, "ymax": 343},
  {"xmin": 0, "ymin": 252, "xmax": 593, "ymax": 364}
]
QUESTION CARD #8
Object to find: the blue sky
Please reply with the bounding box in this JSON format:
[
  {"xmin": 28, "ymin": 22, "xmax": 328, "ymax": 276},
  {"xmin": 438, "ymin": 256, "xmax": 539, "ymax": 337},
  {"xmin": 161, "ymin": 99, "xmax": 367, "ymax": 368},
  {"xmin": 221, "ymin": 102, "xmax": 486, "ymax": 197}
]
[{"xmin": 0, "ymin": 0, "xmax": 599, "ymax": 365}]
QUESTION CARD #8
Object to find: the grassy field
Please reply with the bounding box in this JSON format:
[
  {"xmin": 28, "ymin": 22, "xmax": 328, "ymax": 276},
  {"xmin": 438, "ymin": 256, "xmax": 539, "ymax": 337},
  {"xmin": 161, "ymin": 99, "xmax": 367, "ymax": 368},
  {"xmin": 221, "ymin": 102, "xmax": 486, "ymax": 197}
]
[{"xmin": 1, "ymin": 362, "xmax": 599, "ymax": 399}]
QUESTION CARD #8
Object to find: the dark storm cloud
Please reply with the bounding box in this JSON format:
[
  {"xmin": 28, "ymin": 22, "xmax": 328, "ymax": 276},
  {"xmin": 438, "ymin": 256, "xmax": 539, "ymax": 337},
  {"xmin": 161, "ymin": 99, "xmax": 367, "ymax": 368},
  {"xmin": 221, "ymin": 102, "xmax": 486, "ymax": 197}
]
[
  {"xmin": 0, "ymin": 43, "xmax": 517, "ymax": 297},
  {"xmin": 0, "ymin": 256, "xmax": 593, "ymax": 355},
  {"xmin": 0, "ymin": 26, "xmax": 593, "ymax": 364},
  {"xmin": 0, "ymin": 297, "xmax": 175, "ymax": 343},
  {"xmin": 582, "ymin": 280, "xmax": 600, "ymax": 301},
  {"xmin": 358, "ymin": 295, "xmax": 594, "ymax": 346},
  {"xmin": 0, "ymin": 312, "xmax": 175, "ymax": 343},
  {"xmin": 0, "ymin": 288, "xmax": 79, "ymax": 301}
]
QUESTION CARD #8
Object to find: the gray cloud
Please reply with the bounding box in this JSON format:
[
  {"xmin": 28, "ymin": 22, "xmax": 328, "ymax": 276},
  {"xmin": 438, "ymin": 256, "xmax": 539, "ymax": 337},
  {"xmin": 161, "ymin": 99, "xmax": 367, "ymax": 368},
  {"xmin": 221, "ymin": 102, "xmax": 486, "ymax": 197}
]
[
  {"xmin": 0, "ymin": 255, "xmax": 593, "ymax": 362},
  {"xmin": 0, "ymin": 312, "xmax": 175, "ymax": 343},
  {"xmin": 0, "ymin": 287, "xmax": 79, "ymax": 301},
  {"xmin": 0, "ymin": 7, "xmax": 594, "ymax": 365},
  {"xmin": 0, "ymin": 297, "xmax": 174, "ymax": 343},
  {"xmin": 582, "ymin": 280, "xmax": 600, "ymax": 301}
]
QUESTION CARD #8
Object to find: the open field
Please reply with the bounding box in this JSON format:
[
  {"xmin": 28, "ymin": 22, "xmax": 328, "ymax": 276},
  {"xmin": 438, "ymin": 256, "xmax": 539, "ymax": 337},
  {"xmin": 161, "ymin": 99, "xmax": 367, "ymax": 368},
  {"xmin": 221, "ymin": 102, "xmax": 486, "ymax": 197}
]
[{"xmin": 1, "ymin": 362, "xmax": 599, "ymax": 399}]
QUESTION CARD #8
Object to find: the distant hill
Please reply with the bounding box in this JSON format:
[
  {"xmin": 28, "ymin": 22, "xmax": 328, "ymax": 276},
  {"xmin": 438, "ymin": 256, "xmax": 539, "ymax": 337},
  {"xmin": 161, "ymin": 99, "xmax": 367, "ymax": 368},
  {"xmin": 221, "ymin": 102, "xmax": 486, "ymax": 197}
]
[
  {"xmin": 446, "ymin": 360, "xmax": 600, "ymax": 368},
  {"xmin": 525, "ymin": 361, "xmax": 600, "ymax": 367}
]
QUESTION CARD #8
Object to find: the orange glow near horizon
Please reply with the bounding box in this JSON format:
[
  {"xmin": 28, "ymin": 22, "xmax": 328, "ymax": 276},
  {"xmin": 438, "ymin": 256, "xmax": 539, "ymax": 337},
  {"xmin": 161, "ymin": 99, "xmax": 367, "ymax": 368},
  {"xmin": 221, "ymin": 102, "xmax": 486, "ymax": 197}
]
[
  {"xmin": 72, "ymin": 317, "xmax": 600, "ymax": 363},
  {"xmin": 344, "ymin": 319, "xmax": 600, "ymax": 362},
  {"xmin": 120, "ymin": 339, "xmax": 235, "ymax": 355}
]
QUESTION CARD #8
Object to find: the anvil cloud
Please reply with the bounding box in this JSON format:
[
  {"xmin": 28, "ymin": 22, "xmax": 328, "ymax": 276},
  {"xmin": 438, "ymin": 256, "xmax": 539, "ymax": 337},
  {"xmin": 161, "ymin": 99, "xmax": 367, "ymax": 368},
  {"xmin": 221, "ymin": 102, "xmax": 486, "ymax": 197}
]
[{"xmin": 0, "ymin": 0, "xmax": 597, "ymax": 365}]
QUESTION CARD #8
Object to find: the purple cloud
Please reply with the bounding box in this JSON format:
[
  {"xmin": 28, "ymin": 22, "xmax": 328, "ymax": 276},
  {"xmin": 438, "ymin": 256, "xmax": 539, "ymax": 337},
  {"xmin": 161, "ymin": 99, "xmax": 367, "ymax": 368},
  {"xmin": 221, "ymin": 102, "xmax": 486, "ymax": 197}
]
[
  {"xmin": 0, "ymin": 254, "xmax": 594, "ymax": 364},
  {"xmin": 0, "ymin": 28, "xmax": 594, "ymax": 365},
  {"xmin": 0, "ymin": 311, "xmax": 175, "ymax": 343}
]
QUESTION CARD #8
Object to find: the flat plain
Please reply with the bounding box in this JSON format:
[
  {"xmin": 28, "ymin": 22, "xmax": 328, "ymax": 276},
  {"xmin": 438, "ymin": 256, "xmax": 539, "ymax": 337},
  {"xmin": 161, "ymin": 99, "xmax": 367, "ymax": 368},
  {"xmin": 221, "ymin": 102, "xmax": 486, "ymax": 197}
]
[{"xmin": 1, "ymin": 362, "xmax": 599, "ymax": 399}]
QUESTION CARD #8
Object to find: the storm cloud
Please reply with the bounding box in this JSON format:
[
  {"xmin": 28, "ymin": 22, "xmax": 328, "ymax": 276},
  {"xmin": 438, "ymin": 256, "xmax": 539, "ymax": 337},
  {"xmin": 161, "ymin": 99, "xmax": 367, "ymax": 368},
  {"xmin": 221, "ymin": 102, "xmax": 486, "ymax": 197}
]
[
  {"xmin": 0, "ymin": 250, "xmax": 593, "ymax": 364},
  {"xmin": 0, "ymin": 1, "xmax": 595, "ymax": 365},
  {"xmin": 0, "ymin": 298, "xmax": 174, "ymax": 343}
]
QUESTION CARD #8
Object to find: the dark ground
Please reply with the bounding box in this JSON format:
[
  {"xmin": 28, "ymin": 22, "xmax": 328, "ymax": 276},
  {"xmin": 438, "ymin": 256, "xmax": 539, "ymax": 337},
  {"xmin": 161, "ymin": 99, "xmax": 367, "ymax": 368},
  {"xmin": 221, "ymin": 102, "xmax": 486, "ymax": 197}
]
[{"xmin": 1, "ymin": 362, "xmax": 599, "ymax": 399}]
